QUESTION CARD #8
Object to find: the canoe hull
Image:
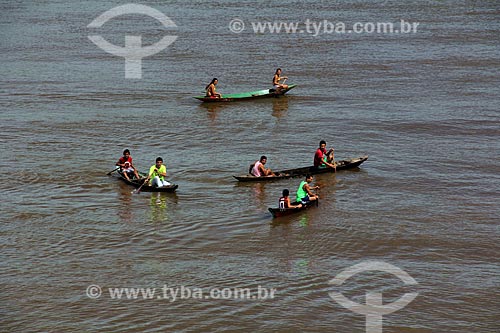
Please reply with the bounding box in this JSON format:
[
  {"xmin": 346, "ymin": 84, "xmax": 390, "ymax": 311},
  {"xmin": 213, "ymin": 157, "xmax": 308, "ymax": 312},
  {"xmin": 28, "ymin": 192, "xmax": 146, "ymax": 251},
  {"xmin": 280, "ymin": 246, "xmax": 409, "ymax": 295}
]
[
  {"xmin": 234, "ymin": 156, "xmax": 368, "ymax": 182},
  {"xmin": 268, "ymin": 200, "xmax": 318, "ymax": 218},
  {"xmin": 194, "ymin": 85, "xmax": 296, "ymax": 102},
  {"xmin": 116, "ymin": 171, "xmax": 178, "ymax": 192}
]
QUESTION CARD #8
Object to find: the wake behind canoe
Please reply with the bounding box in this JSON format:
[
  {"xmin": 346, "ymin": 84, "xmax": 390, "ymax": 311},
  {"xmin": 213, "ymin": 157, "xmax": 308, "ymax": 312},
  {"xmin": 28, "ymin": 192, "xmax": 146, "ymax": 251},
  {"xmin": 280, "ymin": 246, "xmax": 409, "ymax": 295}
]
[
  {"xmin": 194, "ymin": 84, "xmax": 297, "ymax": 102},
  {"xmin": 234, "ymin": 155, "xmax": 368, "ymax": 182}
]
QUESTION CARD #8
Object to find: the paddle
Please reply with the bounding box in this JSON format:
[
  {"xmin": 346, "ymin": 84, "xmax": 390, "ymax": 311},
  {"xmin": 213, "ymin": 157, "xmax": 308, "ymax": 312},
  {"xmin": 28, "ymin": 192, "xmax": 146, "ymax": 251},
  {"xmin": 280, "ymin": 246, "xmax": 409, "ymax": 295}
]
[
  {"xmin": 329, "ymin": 149, "xmax": 336, "ymax": 172},
  {"xmin": 107, "ymin": 167, "xmax": 119, "ymax": 175},
  {"xmin": 274, "ymin": 78, "xmax": 287, "ymax": 95},
  {"xmin": 132, "ymin": 178, "xmax": 148, "ymax": 194}
]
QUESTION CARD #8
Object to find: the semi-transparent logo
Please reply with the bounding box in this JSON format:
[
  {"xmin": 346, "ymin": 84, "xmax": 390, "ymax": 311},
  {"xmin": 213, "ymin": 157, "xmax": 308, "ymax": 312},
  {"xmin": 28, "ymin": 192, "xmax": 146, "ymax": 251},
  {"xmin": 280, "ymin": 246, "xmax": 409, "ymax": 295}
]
[
  {"xmin": 329, "ymin": 261, "xmax": 418, "ymax": 333},
  {"xmin": 88, "ymin": 4, "xmax": 177, "ymax": 79}
]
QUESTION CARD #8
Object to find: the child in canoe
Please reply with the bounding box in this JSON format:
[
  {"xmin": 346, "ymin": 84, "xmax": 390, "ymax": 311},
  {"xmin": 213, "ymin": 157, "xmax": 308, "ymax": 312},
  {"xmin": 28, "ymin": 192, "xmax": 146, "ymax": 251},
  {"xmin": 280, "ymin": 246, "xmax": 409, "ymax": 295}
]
[{"xmin": 279, "ymin": 189, "xmax": 302, "ymax": 209}]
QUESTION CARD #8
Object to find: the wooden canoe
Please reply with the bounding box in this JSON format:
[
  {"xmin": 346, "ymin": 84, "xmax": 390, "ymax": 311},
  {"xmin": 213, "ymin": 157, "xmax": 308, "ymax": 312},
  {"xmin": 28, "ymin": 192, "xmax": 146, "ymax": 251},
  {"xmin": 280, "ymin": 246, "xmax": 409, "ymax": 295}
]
[
  {"xmin": 116, "ymin": 170, "xmax": 178, "ymax": 192},
  {"xmin": 234, "ymin": 155, "xmax": 368, "ymax": 182},
  {"xmin": 269, "ymin": 200, "xmax": 319, "ymax": 218},
  {"xmin": 194, "ymin": 84, "xmax": 297, "ymax": 102}
]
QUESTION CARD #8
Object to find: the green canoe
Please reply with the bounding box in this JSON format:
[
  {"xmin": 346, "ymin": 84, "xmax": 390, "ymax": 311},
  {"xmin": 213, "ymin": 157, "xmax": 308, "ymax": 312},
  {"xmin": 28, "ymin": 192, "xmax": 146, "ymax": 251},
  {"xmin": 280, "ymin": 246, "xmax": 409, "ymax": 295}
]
[{"xmin": 194, "ymin": 84, "xmax": 297, "ymax": 102}]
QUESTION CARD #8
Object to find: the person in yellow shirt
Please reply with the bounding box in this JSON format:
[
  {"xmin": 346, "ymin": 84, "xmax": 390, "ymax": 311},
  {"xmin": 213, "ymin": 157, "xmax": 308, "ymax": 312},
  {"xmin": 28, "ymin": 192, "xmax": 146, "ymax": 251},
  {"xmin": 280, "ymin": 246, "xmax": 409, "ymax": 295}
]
[{"xmin": 143, "ymin": 157, "xmax": 170, "ymax": 187}]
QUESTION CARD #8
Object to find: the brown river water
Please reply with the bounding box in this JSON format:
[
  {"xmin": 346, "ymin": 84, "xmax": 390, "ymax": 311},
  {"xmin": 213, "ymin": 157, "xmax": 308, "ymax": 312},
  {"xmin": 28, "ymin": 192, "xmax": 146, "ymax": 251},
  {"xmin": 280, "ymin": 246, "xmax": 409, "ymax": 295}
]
[{"xmin": 1, "ymin": 1, "xmax": 499, "ymax": 332}]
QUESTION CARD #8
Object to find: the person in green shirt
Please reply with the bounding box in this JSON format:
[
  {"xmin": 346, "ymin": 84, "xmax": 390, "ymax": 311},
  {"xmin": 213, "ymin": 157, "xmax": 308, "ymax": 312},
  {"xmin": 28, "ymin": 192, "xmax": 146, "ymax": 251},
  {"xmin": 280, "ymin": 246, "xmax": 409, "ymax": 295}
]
[
  {"xmin": 296, "ymin": 175, "xmax": 319, "ymax": 204},
  {"xmin": 143, "ymin": 157, "xmax": 171, "ymax": 187}
]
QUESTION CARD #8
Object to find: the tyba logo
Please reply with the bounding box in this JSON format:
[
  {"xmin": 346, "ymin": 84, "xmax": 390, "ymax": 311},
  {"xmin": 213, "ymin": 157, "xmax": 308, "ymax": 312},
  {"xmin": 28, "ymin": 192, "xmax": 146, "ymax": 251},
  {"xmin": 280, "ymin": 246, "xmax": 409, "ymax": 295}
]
[
  {"xmin": 329, "ymin": 261, "xmax": 419, "ymax": 333},
  {"xmin": 88, "ymin": 4, "xmax": 177, "ymax": 79}
]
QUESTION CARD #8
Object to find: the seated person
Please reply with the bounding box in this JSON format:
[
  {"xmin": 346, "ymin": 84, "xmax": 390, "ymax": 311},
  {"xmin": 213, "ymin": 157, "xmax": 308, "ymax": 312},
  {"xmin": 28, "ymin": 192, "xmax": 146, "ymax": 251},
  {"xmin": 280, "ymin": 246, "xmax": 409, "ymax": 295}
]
[
  {"xmin": 205, "ymin": 78, "xmax": 222, "ymax": 98},
  {"xmin": 143, "ymin": 157, "xmax": 171, "ymax": 188},
  {"xmin": 313, "ymin": 140, "xmax": 336, "ymax": 171},
  {"xmin": 279, "ymin": 189, "xmax": 302, "ymax": 209},
  {"xmin": 116, "ymin": 149, "xmax": 140, "ymax": 181},
  {"xmin": 272, "ymin": 68, "xmax": 289, "ymax": 92},
  {"xmin": 296, "ymin": 175, "xmax": 319, "ymax": 204},
  {"xmin": 250, "ymin": 156, "xmax": 274, "ymax": 177}
]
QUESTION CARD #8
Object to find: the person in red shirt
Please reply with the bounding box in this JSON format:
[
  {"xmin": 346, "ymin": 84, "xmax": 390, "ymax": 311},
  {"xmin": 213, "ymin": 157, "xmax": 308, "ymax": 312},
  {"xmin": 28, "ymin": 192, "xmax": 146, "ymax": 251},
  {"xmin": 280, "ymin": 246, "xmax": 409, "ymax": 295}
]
[
  {"xmin": 313, "ymin": 140, "xmax": 336, "ymax": 171},
  {"xmin": 116, "ymin": 149, "xmax": 140, "ymax": 181}
]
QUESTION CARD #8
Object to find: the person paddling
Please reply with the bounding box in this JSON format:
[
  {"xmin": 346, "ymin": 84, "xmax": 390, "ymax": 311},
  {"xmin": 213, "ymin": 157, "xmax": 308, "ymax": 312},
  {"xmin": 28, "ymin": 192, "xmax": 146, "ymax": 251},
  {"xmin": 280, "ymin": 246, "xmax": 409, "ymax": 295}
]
[
  {"xmin": 296, "ymin": 175, "xmax": 319, "ymax": 204},
  {"xmin": 143, "ymin": 157, "xmax": 171, "ymax": 188},
  {"xmin": 272, "ymin": 68, "xmax": 289, "ymax": 92},
  {"xmin": 205, "ymin": 78, "xmax": 222, "ymax": 98}
]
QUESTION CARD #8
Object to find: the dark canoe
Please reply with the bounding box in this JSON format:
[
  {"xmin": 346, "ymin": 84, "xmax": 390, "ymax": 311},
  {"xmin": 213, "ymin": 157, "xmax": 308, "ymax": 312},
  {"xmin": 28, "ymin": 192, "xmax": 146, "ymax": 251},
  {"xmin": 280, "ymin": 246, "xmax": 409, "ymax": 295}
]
[
  {"xmin": 234, "ymin": 155, "xmax": 368, "ymax": 182},
  {"xmin": 116, "ymin": 170, "xmax": 178, "ymax": 193},
  {"xmin": 269, "ymin": 200, "xmax": 319, "ymax": 218},
  {"xmin": 194, "ymin": 84, "xmax": 297, "ymax": 102}
]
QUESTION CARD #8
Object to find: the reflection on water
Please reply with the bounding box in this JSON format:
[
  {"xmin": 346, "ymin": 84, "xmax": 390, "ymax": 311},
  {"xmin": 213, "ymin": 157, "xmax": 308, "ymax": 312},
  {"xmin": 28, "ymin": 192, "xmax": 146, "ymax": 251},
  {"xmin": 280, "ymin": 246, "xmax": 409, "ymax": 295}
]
[
  {"xmin": 269, "ymin": 207, "xmax": 313, "ymax": 228},
  {"xmin": 151, "ymin": 192, "xmax": 165, "ymax": 207},
  {"xmin": 197, "ymin": 96, "xmax": 290, "ymax": 123},
  {"xmin": 298, "ymin": 215, "xmax": 310, "ymax": 228},
  {"xmin": 198, "ymin": 103, "xmax": 229, "ymax": 122},
  {"xmin": 292, "ymin": 258, "xmax": 311, "ymax": 275},
  {"xmin": 251, "ymin": 182, "xmax": 268, "ymax": 206},
  {"xmin": 148, "ymin": 192, "xmax": 178, "ymax": 225},
  {"xmin": 149, "ymin": 192, "xmax": 167, "ymax": 224},
  {"xmin": 314, "ymin": 175, "xmax": 337, "ymax": 201},
  {"xmin": 117, "ymin": 182, "xmax": 134, "ymax": 223},
  {"xmin": 272, "ymin": 97, "xmax": 289, "ymax": 119}
]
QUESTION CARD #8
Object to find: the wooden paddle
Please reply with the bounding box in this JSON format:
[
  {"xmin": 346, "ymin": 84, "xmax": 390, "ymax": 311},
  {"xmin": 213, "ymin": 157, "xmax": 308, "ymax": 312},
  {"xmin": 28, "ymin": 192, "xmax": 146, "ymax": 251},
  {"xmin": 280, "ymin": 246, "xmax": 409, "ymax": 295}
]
[
  {"xmin": 274, "ymin": 78, "xmax": 287, "ymax": 95},
  {"xmin": 107, "ymin": 167, "xmax": 119, "ymax": 175},
  {"xmin": 135, "ymin": 168, "xmax": 161, "ymax": 194},
  {"xmin": 133, "ymin": 178, "xmax": 148, "ymax": 194}
]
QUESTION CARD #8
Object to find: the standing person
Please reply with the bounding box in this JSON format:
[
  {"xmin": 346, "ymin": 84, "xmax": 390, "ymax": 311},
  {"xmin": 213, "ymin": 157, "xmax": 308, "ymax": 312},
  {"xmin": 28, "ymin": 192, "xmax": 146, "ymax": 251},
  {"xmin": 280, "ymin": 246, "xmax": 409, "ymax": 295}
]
[
  {"xmin": 205, "ymin": 78, "xmax": 222, "ymax": 98},
  {"xmin": 144, "ymin": 157, "xmax": 171, "ymax": 188},
  {"xmin": 116, "ymin": 149, "xmax": 140, "ymax": 181},
  {"xmin": 250, "ymin": 156, "xmax": 274, "ymax": 177},
  {"xmin": 314, "ymin": 140, "xmax": 336, "ymax": 171},
  {"xmin": 279, "ymin": 189, "xmax": 302, "ymax": 209},
  {"xmin": 296, "ymin": 175, "xmax": 319, "ymax": 204},
  {"xmin": 272, "ymin": 68, "xmax": 289, "ymax": 92}
]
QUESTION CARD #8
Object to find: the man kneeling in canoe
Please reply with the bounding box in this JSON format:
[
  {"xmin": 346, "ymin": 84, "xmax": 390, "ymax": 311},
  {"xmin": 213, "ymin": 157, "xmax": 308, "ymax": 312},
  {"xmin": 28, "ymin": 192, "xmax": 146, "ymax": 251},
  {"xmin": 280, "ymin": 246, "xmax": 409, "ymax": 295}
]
[
  {"xmin": 250, "ymin": 156, "xmax": 275, "ymax": 177},
  {"xmin": 296, "ymin": 175, "xmax": 319, "ymax": 204}
]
